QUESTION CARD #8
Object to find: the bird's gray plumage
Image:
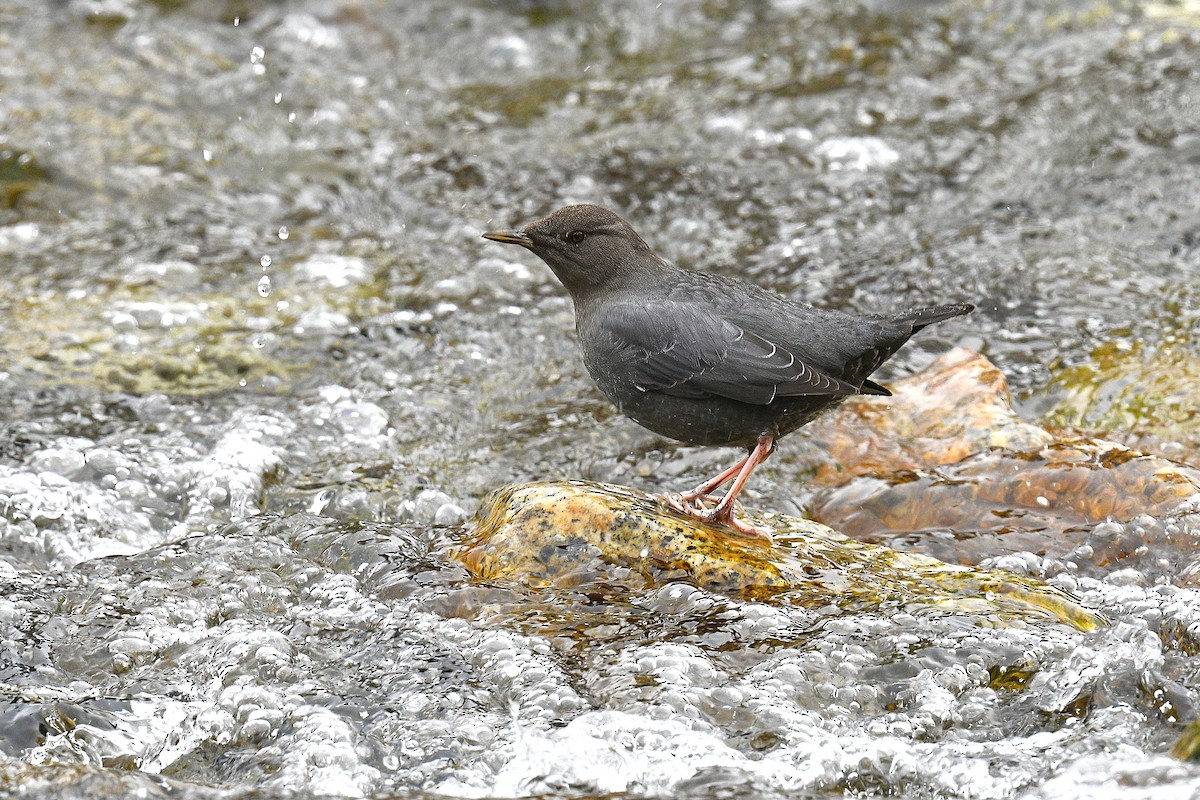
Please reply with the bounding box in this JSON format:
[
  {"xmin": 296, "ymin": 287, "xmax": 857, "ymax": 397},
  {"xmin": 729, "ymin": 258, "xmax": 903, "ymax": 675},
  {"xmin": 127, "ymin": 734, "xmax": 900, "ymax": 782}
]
[{"xmin": 483, "ymin": 203, "xmax": 972, "ymax": 448}]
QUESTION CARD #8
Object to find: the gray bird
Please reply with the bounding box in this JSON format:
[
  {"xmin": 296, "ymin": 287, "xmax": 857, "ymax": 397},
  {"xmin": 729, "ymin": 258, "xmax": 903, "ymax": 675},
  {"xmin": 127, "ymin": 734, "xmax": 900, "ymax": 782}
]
[{"xmin": 483, "ymin": 204, "xmax": 972, "ymax": 541}]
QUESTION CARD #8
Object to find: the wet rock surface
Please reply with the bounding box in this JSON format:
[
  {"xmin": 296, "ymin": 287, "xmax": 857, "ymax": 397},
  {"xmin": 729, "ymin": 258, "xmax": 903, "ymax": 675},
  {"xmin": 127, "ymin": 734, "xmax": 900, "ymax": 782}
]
[
  {"xmin": 802, "ymin": 349, "xmax": 1200, "ymax": 566},
  {"xmin": 3, "ymin": 0, "xmax": 1200, "ymax": 798},
  {"xmin": 461, "ymin": 479, "xmax": 1104, "ymax": 630}
]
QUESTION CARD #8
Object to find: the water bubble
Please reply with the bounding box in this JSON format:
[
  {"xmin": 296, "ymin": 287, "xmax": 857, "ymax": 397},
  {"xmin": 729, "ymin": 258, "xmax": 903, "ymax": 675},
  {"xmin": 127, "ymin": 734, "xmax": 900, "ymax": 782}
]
[
  {"xmin": 252, "ymin": 334, "xmax": 269, "ymax": 349},
  {"xmin": 274, "ymin": 93, "xmax": 282, "ymax": 104},
  {"xmin": 257, "ymin": 276, "xmax": 272, "ymax": 297},
  {"xmin": 277, "ymin": 226, "xmax": 289, "ymax": 240},
  {"xmin": 260, "ymin": 255, "xmax": 272, "ymax": 268},
  {"xmin": 202, "ymin": 149, "xmax": 213, "ymax": 162},
  {"xmin": 250, "ymin": 46, "xmax": 265, "ymax": 64},
  {"xmin": 486, "ymin": 35, "xmax": 533, "ymax": 70}
]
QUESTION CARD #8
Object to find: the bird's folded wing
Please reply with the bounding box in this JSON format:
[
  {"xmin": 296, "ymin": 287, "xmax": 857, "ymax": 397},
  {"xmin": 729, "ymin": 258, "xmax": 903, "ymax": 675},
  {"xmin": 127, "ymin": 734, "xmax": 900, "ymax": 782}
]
[{"xmin": 598, "ymin": 301, "xmax": 860, "ymax": 405}]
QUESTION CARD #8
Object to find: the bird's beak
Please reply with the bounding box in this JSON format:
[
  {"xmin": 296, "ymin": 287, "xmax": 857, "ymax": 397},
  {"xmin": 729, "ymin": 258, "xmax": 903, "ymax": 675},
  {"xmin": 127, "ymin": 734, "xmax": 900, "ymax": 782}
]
[{"xmin": 482, "ymin": 229, "xmax": 534, "ymax": 249}]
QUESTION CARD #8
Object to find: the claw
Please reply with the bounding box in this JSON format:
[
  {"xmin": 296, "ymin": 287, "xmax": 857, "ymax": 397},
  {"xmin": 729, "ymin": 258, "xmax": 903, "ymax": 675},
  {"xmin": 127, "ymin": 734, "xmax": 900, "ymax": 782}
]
[
  {"xmin": 665, "ymin": 490, "xmax": 724, "ymax": 512},
  {"xmin": 662, "ymin": 492, "xmax": 697, "ymax": 515}
]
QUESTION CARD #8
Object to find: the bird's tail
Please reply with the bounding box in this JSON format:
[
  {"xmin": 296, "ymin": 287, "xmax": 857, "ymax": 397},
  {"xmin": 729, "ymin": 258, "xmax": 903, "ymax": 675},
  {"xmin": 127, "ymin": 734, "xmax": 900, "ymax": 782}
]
[{"xmin": 896, "ymin": 303, "xmax": 974, "ymax": 332}]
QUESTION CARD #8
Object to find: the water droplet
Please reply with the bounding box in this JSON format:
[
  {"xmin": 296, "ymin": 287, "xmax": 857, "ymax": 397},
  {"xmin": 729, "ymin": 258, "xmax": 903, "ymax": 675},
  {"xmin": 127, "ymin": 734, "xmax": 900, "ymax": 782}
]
[
  {"xmin": 260, "ymin": 255, "xmax": 272, "ymax": 268},
  {"xmin": 277, "ymin": 226, "xmax": 289, "ymax": 240},
  {"xmin": 250, "ymin": 46, "xmax": 265, "ymax": 64},
  {"xmin": 252, "ymin": 334, "xmax": 268, "ymax": 349},
  {"xmin": 274, "ymin": 93, "xmax": 282, "ymax": 104},
  {"xmin": 202, "ymin": 149, "xmax": 213, "ymax": 162},
  {"xmin": 287, "ymin": 112, "xmax": 296, "ymax": 123},
  {"xmin": 233, "ymin": 16, "xmax": 239, "ymax": 26},
  {"xmin": 307, "ymin": 488, "xmax": 336, "ymax": 514},
  {"xmin": 257, "ymin": 275, "xmax": 272, "ymax": 297}
]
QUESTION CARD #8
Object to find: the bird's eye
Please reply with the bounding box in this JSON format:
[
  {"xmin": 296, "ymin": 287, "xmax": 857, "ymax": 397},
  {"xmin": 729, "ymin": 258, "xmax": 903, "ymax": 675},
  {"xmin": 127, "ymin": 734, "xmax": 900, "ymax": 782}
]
[{"xmin": 567, "ymin": 230, "xmax": 587, "ymax": 244}]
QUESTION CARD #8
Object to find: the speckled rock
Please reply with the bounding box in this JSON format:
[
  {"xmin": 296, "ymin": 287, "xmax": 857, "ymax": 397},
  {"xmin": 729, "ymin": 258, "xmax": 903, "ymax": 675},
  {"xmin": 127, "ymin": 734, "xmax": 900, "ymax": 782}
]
[{"xmin": 457, "ymin": 480, "xmax": 1104, "ymax": 631}]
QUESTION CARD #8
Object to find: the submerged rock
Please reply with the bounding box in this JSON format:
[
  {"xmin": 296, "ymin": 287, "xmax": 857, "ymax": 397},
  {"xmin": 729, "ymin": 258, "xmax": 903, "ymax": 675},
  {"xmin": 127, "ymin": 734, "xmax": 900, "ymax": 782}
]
[
  {"xmin": 457, "ymin": 480, "xmax": 1104, "ymax": 632},
  {"xmin": 1174, "ymin": 718, "xmax": 1200, "ymax": 763},
  {"xmin": 1044, "ymin": 330, "xmax": 1200, "ymax": 465},
  {"xmin": 800, "ymin": 348, "xmax": 1055, "ymax": 484},
  {"xmin": 798, "ymin": 349, "xmax": 1200, "ymax": 564}
]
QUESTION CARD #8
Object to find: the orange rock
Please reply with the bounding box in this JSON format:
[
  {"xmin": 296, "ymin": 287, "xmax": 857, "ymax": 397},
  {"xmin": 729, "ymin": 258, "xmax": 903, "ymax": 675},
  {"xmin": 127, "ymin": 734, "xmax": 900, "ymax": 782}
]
[
  {"xmin": 800, "ymin": 348, "xmax": 1053, "ymax": 485},
  {"xmin": 799, "ymin": 349, "xmax": 1200, "ymax": 565}
]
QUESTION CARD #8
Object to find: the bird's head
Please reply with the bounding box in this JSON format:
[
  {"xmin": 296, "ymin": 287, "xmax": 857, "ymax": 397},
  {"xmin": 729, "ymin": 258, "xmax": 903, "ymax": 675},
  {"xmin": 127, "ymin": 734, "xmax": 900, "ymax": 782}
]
[{"xmin": 483, "ymin": 204, "xmax": 664, "ymax": 297}]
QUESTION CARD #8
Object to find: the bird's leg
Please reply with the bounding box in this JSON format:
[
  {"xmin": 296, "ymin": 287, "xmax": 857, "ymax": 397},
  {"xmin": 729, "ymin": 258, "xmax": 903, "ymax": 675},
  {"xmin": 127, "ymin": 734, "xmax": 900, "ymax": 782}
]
[
  {"xmin": 665, "ymin": 433, "xmax": 776, "ymax": 542},
  {"xmin": 674, "ymin": 454, "xmax": 749, "ymax": 506},
  {"xmin": 699, "ymin": 433, "xmax": 775, "ymax": 540},
  {"xmin": 663, "ymin": 452, "xmax": 750, "ymax": 514}
]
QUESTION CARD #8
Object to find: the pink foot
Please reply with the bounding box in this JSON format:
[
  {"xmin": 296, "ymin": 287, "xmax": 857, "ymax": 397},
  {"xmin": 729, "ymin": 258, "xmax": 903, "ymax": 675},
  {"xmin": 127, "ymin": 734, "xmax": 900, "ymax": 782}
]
[{"xmin": 661, "ymin": 493, "xmax": 773, "ymax": 543}]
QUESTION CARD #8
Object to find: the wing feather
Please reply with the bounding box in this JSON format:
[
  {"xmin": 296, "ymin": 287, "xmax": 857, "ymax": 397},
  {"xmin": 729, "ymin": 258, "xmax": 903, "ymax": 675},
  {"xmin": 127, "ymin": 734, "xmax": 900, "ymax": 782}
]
[{"xmin": 597, "ymin": 300, "xmax": 860, "ymax": 405}]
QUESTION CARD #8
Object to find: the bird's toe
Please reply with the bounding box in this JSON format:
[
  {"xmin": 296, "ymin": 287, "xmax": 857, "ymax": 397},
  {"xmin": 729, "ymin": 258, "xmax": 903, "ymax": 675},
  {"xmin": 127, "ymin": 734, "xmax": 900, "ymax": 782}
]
[
  {"xmin": 724, "ymin": 515, "xmax": 774, "ymax": 544},
  {"xmin": 662, "ymin": 492, "xmax": 708, "ymax": 516},
  {"xmin": 661, "ymin": 493, "xmax": 772, "ymax": 544}
]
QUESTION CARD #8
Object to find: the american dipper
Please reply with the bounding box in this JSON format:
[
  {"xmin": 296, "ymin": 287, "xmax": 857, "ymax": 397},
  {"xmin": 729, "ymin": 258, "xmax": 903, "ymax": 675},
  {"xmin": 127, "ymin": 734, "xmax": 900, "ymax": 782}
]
[{"xmin": 483, "ymin": 204, "xmax": 972, "ymax": 541}]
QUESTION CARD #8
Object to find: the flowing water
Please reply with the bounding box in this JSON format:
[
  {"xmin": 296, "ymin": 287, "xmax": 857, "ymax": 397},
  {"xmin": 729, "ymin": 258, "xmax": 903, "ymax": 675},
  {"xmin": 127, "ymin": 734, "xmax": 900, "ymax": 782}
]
[{"xmin": 2, "ymin": 0, "xmax": 1200, "ymax": 798}]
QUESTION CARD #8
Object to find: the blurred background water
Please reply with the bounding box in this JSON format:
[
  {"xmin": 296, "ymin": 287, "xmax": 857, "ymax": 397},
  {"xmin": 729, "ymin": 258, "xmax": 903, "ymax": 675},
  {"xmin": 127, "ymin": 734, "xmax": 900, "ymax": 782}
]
[{"xmin": 1, "ymin": 0, "xmax": 1200, "ymax": 798}]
